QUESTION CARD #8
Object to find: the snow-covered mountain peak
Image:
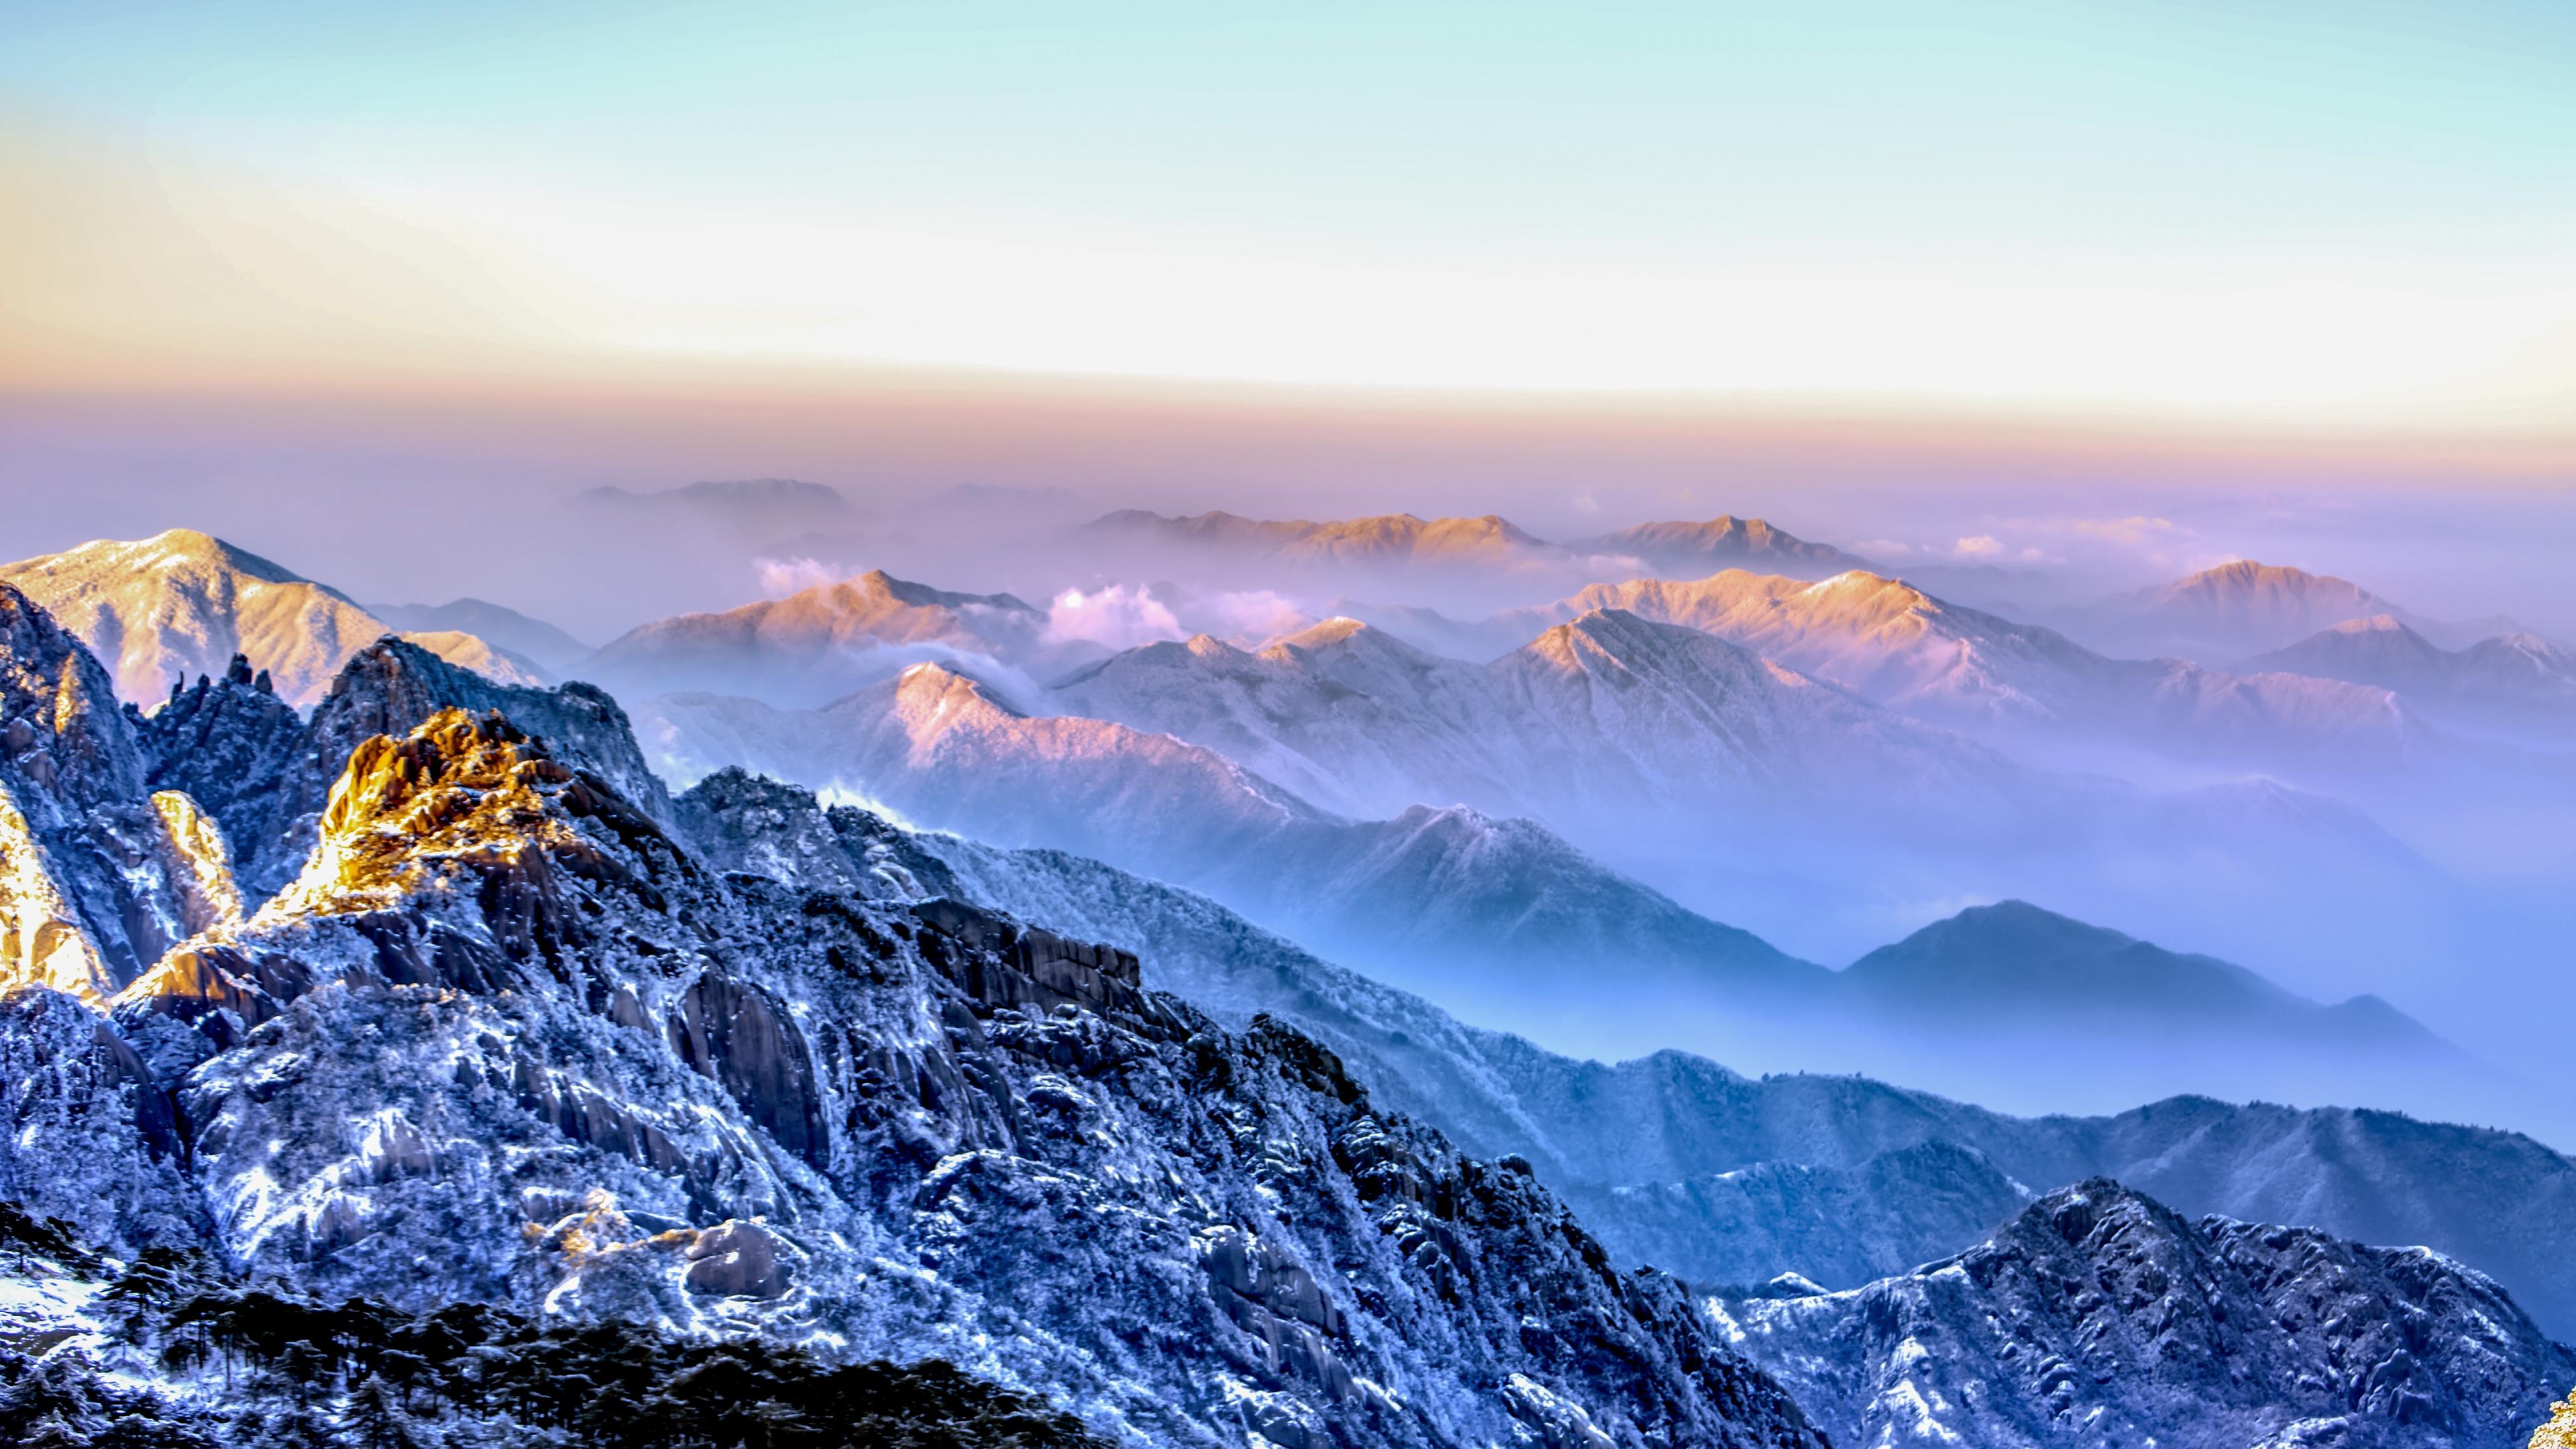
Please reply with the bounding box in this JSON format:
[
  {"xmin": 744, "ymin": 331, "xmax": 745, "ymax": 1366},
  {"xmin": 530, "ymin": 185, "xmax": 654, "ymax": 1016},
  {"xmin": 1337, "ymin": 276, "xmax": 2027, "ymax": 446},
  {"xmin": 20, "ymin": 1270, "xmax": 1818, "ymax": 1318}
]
[
  {"xmin": 1265, "ymin": 615, "xmax": 1377, "ymax": 653},
  {"xmin": 887, "ymin": 659, "xmax": 1031, "ymax": 724},
  {"xmin": 0, "ymin": 529, "xmax": 545, "ymax": 707}
]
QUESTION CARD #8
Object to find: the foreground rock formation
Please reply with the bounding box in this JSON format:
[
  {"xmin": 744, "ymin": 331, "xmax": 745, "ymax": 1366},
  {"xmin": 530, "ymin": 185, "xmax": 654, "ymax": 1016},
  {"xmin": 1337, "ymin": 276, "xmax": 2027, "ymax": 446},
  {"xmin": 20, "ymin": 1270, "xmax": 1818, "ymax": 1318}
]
[{"xmin": 0, "ymin": 601, "xmax": 1823, "ymax": 1448}]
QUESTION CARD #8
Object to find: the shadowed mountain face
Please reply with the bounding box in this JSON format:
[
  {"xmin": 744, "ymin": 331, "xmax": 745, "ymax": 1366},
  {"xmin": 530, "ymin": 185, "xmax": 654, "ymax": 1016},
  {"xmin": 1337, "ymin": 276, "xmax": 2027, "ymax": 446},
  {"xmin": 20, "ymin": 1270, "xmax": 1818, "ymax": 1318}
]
[
  {"xmin": 366, "ymin": 597, "xmax": 595, "ymax": 673},
  {"xmin": 684, "ymin": 779, "xmax": 2576, "ymax": 1346},
  {"xmin": 1719, "ymin": 1181, "xmax": 2575, "ymax": 1449},
  {"xmin": 0, "ymin": 529, "xmax": 549, "ymax": 706},
  {"xmin": 1841, "ymin": 899, "xmax": 2428, "ymax": 1038}
]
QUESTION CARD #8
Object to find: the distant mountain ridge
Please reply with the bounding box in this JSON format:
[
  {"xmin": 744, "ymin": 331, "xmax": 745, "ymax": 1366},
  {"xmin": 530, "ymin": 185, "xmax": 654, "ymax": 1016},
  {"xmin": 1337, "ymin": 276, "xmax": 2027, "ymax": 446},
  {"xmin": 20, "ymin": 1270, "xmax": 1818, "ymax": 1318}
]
[
  {"xmin": 1351, "ymin": 567, "xmax": 2430, "ymax": 771},
  {"xmin": 1085, "ymin": 508, "xmax": 1564, "ymax": 566},
  {"xmin": 0, "ymin": 529, "xmax": 550, "ymax": 706},
  {"xmin": 581, "ymin": 568, "xmax": 1085, "ymax": 708},
  {"xmin": 366, "ymin": 596, "xmax": 594, "ymax": 672},
  {"xmin": 1564, "ymin": 516, "xmax": 1877, "ymax": 580},
  {"xmin": 2236, "ymin": 614, "xmax": 2576, "ymax": 739},
  {"xmin": 1046, "ymin": 607, "xmax": 2014, "ymax": 824},
  {"xmin": 1085, "ymin": 508, "xmax": 1876, "ymax": 582},
  {"xmin": 2059, "ymin": 559, "xmax": 2528, "ymax": 664},
  {"xmin": 629, "ymin": 667, "xmax": 2494, "ymax": 1127}
]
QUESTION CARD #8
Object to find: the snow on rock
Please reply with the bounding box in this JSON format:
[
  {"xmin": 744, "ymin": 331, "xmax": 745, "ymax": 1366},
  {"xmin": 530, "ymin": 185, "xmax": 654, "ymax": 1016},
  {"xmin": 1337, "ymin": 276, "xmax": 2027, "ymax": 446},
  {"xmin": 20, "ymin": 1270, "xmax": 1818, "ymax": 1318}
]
[{"xmin": 1722, "ymin": 1180, "xmax": 2575, "ymax": 1449}]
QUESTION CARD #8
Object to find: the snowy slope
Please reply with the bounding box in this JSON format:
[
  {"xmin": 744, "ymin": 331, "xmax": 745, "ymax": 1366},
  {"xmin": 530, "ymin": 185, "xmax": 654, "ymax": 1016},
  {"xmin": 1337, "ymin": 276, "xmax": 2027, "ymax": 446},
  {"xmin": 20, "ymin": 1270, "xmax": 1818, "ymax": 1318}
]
[{"xmin": 0, "ymin": 529, "xmax": 549, "ymax": 706}]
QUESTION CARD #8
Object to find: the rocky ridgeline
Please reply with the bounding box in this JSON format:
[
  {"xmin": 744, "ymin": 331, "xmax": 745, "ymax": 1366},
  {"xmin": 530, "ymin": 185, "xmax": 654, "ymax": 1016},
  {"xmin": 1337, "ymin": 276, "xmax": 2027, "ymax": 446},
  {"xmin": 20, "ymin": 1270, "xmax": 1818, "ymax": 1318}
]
[
  {"xmin": 0, "ymin": 586, "xmax": 1823, "ymax": 1449},
  {"xmin": 1718, "ymin": 1181, "xmax": 2573, "ymax": 1449}
]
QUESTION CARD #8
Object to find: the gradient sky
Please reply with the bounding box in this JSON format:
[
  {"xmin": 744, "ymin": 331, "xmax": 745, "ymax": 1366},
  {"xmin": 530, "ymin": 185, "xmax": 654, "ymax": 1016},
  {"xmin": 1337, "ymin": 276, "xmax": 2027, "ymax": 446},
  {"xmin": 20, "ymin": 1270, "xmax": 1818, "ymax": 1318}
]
[{"xmin": 7, "ymin": 0, "xmax": 2574, "ymax": 421}]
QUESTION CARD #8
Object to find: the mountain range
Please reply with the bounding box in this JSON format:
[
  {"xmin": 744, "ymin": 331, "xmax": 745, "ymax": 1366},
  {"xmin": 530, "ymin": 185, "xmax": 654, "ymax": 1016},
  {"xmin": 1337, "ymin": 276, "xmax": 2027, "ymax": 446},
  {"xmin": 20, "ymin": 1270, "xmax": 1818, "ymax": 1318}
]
[
  {"xmin": 1, "ymin": 577, "xmax": 2568, "ymax": 1446},
  {"xmin": 626, "ymin": 662, "xmax": 2527, "ymax": 1135},
  {"xmin": 1353, "ymin": 567, "xmax": 2432, "ymax": 773},
  {"xmin": 0, "ymin": 531, "xmax": 2512, "ymax": 1113}
]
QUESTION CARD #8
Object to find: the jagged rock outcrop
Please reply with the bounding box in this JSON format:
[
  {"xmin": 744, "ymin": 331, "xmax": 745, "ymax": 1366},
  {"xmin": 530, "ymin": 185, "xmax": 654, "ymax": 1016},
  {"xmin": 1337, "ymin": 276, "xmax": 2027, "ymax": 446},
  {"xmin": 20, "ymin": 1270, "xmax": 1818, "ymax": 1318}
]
[
  {"xmin": 147, "ymin": 635, "xmax": 675, "ymax": 904},
  {"xmin": 133, "ymin": 653, "xmax": 300, "ymax": 881},
  {"xmin": 0, "ymin": 637, "xmax": 1825, "ymax": 1446},
  {"xmin": 1718, "ymin": 1180, "xmax": 2576, "ymax": 1449},
  {"xmin": 0, "ymin": 586, "xmax": 231, "ymax": 998}
]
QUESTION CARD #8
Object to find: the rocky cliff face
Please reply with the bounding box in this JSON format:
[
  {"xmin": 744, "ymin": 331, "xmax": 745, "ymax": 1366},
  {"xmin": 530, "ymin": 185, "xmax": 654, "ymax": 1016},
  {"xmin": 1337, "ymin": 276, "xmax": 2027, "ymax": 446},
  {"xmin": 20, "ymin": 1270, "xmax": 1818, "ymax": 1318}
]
[
  {"xmin": 810, "ymin": 813, "xmax": 2576, "ymax": 1348},
  {"xmin": 0, "ymin": 604, "xmax": 1824, "ymax": 1448},
  {"xmin": 1718, "ymin": 1181, "xmax": 2575, "ymax": 1449},
  {"xmin": 0, "ymin": 585, "xmax": 227, "ymax": 1000}
]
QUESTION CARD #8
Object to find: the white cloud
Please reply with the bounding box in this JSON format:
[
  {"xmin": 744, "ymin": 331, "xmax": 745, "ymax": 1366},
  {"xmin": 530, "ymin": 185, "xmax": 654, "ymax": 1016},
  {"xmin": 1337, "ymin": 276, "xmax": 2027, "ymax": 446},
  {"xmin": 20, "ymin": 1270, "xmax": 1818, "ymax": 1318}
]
[
  {"xmin": 1953, "ymin": 535, "xmax": 2004, "ymax": 557},
  {"xmin": 1044, "ymin": 584, "xmax": 1187, "ymax": 649},
  {"xmin": 753, "ymin": 555, "xmax": 838, "ymax": 597},
  {"xmin": 1207, "ymin": 590, "xmax": 1313, "ymax": 644}
]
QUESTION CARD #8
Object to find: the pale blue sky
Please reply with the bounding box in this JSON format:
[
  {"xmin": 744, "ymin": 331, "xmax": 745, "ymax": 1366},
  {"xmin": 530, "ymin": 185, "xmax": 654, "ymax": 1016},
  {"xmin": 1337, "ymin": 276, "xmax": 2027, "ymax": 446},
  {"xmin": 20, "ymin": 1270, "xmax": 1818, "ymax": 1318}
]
[
  {"xmin": 11, "ymin": 1, "xmax": 2571, "ymax": 244},
  {"xmin": 6, "ymin": 1, "xmax": 2573, "ymax": 406}
]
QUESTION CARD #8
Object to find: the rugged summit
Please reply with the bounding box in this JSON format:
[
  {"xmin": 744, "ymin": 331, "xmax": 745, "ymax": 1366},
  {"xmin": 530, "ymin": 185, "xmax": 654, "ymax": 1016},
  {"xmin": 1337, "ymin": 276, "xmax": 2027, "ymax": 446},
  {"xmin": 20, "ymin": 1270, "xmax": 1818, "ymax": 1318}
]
[
  {"xmin": 1719, "ymin": 1181, "xmax": 2574, "ymax": 1448},
  {"xmin": 0, "ymin": 601, "xmax": 1827, "ymax": 1448}
]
